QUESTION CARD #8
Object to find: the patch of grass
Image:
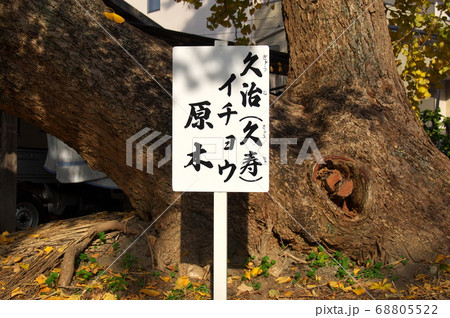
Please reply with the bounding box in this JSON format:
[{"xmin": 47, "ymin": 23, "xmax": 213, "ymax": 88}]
[
  {"xmin": 106, "ymin": 274, "xmax": 128, "ymax": 292},
  {"xmin": 292, "ymin": 272, "xmax": 301, "ymax": 284},
  {"xmin": 166, "ymin": 289, "xmax": 184, "ymax": 300},
  {"xmin": 76, "ymin": 269, "xmax": 94, "ymax": 281},
  {"xmin": 331, "ymin": 251, "xmax": 354, "ymax": 279},
  {"xmin": 259, "ymin": 256, "xmax": 276, "ymax": 278},
  {"xmin": 249, "ymin": 281, "xmax": 261, "ymax": 290},
  {"xmin": 45, "ymin": 272, "xmax": 59, "ymax": 287},
  {"xmin": 359, "ymin": 260, "xmax": 384, "ymax": 279},
  {"xmin": 97, "ymin": 232, "xmax": 106, "ymax": 245}
]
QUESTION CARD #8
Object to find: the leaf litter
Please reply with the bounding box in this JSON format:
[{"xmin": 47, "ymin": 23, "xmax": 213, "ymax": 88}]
[{"xmin": 0, "ymin": 212, "xmax": 449, "ymax": 300}]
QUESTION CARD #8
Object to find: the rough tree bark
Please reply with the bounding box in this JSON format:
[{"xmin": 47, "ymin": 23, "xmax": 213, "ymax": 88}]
[{"xmin": 0, "ymin": 0, "xmax": 448, "ymax": 274}]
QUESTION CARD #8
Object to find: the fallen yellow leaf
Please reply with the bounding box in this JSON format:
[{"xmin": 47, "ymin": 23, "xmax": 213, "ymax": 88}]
[
  {"xmin": 1, "ymin": 231, "xmax": 9, "ymax": 236},
  {"xmin": 329, "ymin": 281, "xmax": 340, "ymax": 289},
  {"xmin": 10, "ymin": 287, "xmax": 25, "ymax": 298},
  {"xmin": 28, "ymin": 234, "xmax": 42, "ymax": 239},
  {"xmin": 13, "ymin": 256, "xmax": 23, "ymax": 263},
  {"xmin": 353, "ymin": 286, "xmax": 365, "ymax": 295},
  {"xmin": 269, "ymin": 289, "xmax": 280, "ymax": 298},
  {"xmin": 251, "ymin": 266, "xmax": 262, "ymax": 277},
  {"xmin": 284, "ymin": 291, "xmax": 293, "ymax": 297},
  {"xmin": 306, "ymin": 284, "xmax": 317, "ymax": 289},
  {"xmin": 140, "ymin": 289, "xmax": 160, "ymax": 297},
  {"xmin": 66, "ymin": 294, "xmax": 80, "ymax": 300},
  {"xmin": 174, "ymin": 276, "xmax": 190, "ymax": 290},
  {"xmin": 44, "ymin": 246, "xmax": 54, "ymax": 254},
  {"xmin": 435, "ymin": 254, "xmax": 447, "ymax": 263},
  {"xmin": 104, "ymin": 12, "xmax": 125, "ymax": 24},
  {"xmin": 370, "ymin": 279, "xmax": 392, "ymax": 290},
  {"xmin": 2, "ymin": 255, "xmax": 11, "ymax": 264},
  {"xmin": 40, "ymin": 286, "xmax": 52, "ymax": 294},
  {"xmin": 145, "ymin": 282, "xmax": 158, "ymax": 289},
  {"xmin": 103, "ymin": 293, "xmax": 117, "ymax": 300},
  {"xmin": 353, "ymin": 268, "xmax": 361, "ymax": 275},
  {"xmin": 243, "ymin": 270, "xmax": 251, "ymax": 281},
  {"xmin": 19, "ymin": 263, "xmax": 30, "ymax": 270},
  {"xmin": 159, "ymin": 276, "xmax": 170, "ymax": 283},
  {"xmin": 275, "ymin": 276, "xmax": 292, "ymax": 284}
]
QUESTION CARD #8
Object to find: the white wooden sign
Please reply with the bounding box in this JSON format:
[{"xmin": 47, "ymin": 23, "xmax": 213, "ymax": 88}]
[{"xmin": 172, "ymin": 46, "xmax": 270, "ymax": 192}]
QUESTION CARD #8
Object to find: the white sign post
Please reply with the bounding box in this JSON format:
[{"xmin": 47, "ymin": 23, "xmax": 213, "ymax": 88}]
[{"xmin": 173, "ymin": 45, "xmax": 270, "ymax": 299}]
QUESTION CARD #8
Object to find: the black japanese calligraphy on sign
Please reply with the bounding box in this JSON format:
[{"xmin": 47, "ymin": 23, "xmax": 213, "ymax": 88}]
[
  {"xmin": 218, "ymin": 74, "xmax": 236, "ymax": 97},
  {"xmin": 240, "ymin": 82, "xmax": 262, "ymax": 107},
  {"xmin": 173, "ymin": 46, "xmax": 269, "ymax": 191},
  {"xmin": 184, "ymin": 101, "xmax": 214, "ymax": 130},
  {"xmin": 239, "ymin": 151, "xmax": 263, "ymax": 182},
  {"xmin": 240, "ymin": 52, "xmax": 262, "ymax": 77},
  {"xmin": 218, "ymin": 160, "xmax": 236, "ymax": 183},
  {"xmin": 240, "ymin": 117, "xmax": 263, "ymax": 146},
  {"xmin": 217, "ymin": 102, "xmax": 238, "ymax": 125},
  {"xmin": 184, "ymin": 142, "xmax": 213, "ymax": 171}
]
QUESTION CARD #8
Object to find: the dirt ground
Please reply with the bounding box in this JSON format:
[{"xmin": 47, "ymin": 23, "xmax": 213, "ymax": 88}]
[{"xmin": 0, "ymin": 211, "xmax": 448, "ymax": 300}]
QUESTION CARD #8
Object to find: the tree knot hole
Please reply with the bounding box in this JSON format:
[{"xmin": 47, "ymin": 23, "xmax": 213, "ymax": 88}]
[{"xmin": 313, "ymin": 156, "xmax": 369, "ymax": 218}]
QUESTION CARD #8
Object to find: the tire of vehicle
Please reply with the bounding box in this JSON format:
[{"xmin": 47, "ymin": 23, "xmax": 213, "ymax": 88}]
[{"xmin": 16, "ymin": 201, "xmax": 40, "ymax": 230}]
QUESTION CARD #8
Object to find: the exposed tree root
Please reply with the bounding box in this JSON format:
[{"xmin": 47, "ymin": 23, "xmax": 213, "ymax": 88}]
[{"xmin": 59, "ymin": 220, "xmax": 138, "ymax": 287}]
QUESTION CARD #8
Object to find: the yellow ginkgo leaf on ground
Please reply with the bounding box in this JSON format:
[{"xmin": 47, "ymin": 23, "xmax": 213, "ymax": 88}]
[
  {"xmin": 283, "ymin": 291, "xmax": 293, "ymax": 297},
  {"xmin": 2, "ymin": 255, "xmax": 11, "ymax": 264},
  {"xmin": 275, "ymin": 276, "xmax": 291, "ymax": 284},
  {"xmin": 104, "ymin": 12, "xmax": 125, "ymax": 24},
  {"xmin": 145, "ymin": 282, "xmax": 158, "ymax": 289},
  {"xmin": 269, "ymin": 289, "xmax": 280, "ymax": 298},
  {"xmin": 195, "ymin": 290, "xmax": 210, "ymax": 297},
  {"xmin": 174, "ymin": 277, "xmax": 190, "ymax": 290},
  {"xmin": 10, "ymin": 287, "xmax": 25, "ymax": 298},
  {"xmin": 435, "ymin": 254, "xmax": 448, "ymax": 263},
  {"xmin": 19, "ymin": 263, "xmax": 30, "ymax": 270},
  {"xmin": 140, "ymin": 289, "xmax": 160, "ymax": 297},
  {"xmin": 44, "ymin": 246, "xmax": 54, "ymax": 254},
  {"xmin": 0, "ymin": 236, "xmax": 10, "ymax": 245},
  {"xmin": 159, "ymin": 276, "xmax": 170, "ymax": 283},
  {"xmin": 353, "ymin": 268, "xmax": 361, "ymax": 275},
  {"xmin": 103, "ymin": 292, "xmax": 117, "ymax": 300},
  {"xmin": 13, "ymin": 256, "xmax": 23, "ymax": 263},
  {"xmin": 40, "ymin": 286, "xmax": 52, "ymax": 294},
  {"xmin": 243, "ymin": 270, "xmax": 251, "ymax": 281},
  {"xmin": 370, "ymin": 279, "xmax": 392, "ymax": 290},
  {"xmin": 250, "ymin": 266, "xmax": 262, "ymax": 277},
  {"xmin": 329, "ymin": 281, "xmax": 340, "ymax": 289},
  {"xmin": 67, "ymin": 294, "xmax": 80, "ymax": 300},
  {"xmin": 353, "ymin": 286, "xmax": 365, "ymax": 295},
  {"xmin": 329, "ymin": 281, "xmax": 352, "ymax": 292}
]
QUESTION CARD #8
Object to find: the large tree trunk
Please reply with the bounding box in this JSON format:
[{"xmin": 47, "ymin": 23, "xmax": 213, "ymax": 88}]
[
  {"xmin": 0, "ymin": 0, "xmax": 448, "ymax": 273},
  {"xmin": 259, "ymin": 0, "xmax": 450, "ymax": 264}
]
